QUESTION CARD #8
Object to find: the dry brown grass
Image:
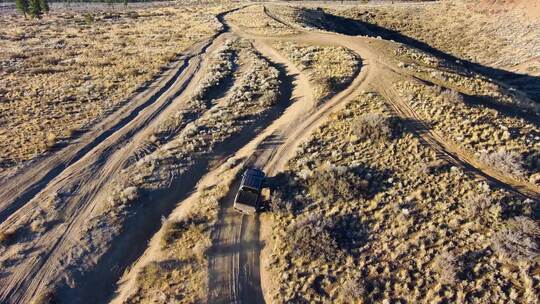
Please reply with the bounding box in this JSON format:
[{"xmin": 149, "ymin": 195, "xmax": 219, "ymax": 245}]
[
  {"xmin": 225, "ymin": 5, "xmax": 297, "ymax": 36},
  {"xmin": 273, "ymin": 41, "xmax": 360, "ymax": 103},
  {"xmin": 264, "ymin": 90, "xmax": 539, "ymax": 303},
  {"xmin": 0, "ymin": 4, "xmax": 224, "ymax": 171},
  {"xmin": 330, "ymin": 1, "xmax": 540, "ymax": 75}
]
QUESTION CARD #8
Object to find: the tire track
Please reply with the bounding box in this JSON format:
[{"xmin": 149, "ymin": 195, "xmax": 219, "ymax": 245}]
[
  {"xmin": 207, "ymin": 10, "xmax": 375, "ymax": 302},
  {"xmin": 0, "ymin": 15, "xmax": 238, "ymax": 304},
  {"xmin": 376, "ymin": 74, "xmax": 540, "ymax": 200}
]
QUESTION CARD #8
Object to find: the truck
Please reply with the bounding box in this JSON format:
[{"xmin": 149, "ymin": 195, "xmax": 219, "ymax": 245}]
[{"xmin": 233, "ymin": 168, "xmax": 265, "ymax": 215}]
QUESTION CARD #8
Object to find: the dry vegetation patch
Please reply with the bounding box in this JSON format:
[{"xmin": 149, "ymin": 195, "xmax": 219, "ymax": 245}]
[
  {"xmin": 273, "ymin": 41, "xmax": 360, "ymax": 103},
  {"xmin": 395, "ymin": 80, "xmax": 540, "ymax": 183},
  {"xmin": 0, "ymin": 4, "xmax": 224, "ymax": 171},
  {"xmin": 225, "ymin": 5, "xmax": 297, "ymax": 36},
  {"xmin": 331, "ymin": 1, "xmax": 540, "ymax": 75},
  {"xmin": 264, "ymin": 90, "xmax": 539, "ymax": 303}
]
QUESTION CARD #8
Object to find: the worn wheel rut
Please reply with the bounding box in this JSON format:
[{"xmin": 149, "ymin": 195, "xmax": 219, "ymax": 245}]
[{"xmin": 1, "ymin": 4, "xmax": 538, "ymax": 304}]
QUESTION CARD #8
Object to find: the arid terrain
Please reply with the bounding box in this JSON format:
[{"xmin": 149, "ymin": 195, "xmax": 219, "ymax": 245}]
[{"xmin": 0, "ymin": 1, "xmax": 539, "ymax": 303}]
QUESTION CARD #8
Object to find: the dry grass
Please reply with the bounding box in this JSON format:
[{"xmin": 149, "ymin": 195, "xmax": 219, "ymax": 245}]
[
  {"xmin": 0, "ymin": 4, "xmax": 224, "ymax": 171},
  {"xmin": 264, "ymin": 90, "xmax": 538, "ymax": 303},
  {"xmin": 331, "ymin": 1, "xmax": 540, "ymax": 75},
  {"xmin": 395, "ymin": 80, "xmax": 539, "ymax": 182},
  {"xmin": 273, "ymin": 41, "xmax": 360, "ymax": 103},
  {"xmin": 225, "ymin": 5, "xmax": 297, "ymax": 36}
]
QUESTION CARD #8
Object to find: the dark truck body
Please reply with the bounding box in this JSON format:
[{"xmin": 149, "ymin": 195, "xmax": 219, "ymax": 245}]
[{"xmin": 233, "ymin": 168, "xmax": 265, "ymax": 215}]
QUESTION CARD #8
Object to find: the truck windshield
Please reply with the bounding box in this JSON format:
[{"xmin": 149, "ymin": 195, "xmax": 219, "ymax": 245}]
[
  {"xmin": 236, "ymin": 188, "xmax": 259, "ymax": 207},
  {"xmin": 241, "ymin": 187, "xmax": 259, "ymax": 195}
]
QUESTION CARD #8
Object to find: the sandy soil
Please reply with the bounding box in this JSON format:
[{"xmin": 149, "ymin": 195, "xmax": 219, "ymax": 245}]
[{"xmin": 0, "ymin": 2, "xmax": 538, "ymax": 304}]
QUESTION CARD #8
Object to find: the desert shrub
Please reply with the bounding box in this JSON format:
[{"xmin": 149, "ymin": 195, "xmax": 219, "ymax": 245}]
[
  {"xmin": 415, "ymin": 159, "xmax": 451, "ymax": 175},
  {"xmin": 493, "ymin": 216, "xmax": 540, "ymax": 262},
  {"xmin": 286, "ymin": 213, "xmax": 367, "ymax": 262},
  {"xmin": 524, "ymin": 150, "xmax": 540, "ymax": 172},
  {"xmin": 160, "ymin": 215, "xmax": 204, "ymax": 249},
  {"xmin": 136, "ymin": 260, "xmax": 178, "ymax": 290},
  {"xmin": 353, "ymin": 113, "xmax": 393, "ymax": 141},
  {"xmin": 329, "ymin": 214, "xmax": 369, "ymax": 251},
  {"xmin": 432, "ymin": 250, "xmax": 458, "ymax": 285},
  {"xmin": 341, "ymin": 273, "xmax": 366, "ymax": 301},
  {"xmin": 440, "ymin": 88, "xmax": 464, "ymax": 104},
  {"xmin": 478, "ymin": 149, "xmax": 526, "ymax": 177},
  {"xmin": 270, "ymin": 189, "xmax": 295, "ymax": 214},
  {"xmin": 305, "ymin": 165, "xmax": 370, "ymax": 205},
  {"xmin": 83, "ymin": 13, "xmax": 95, "ymax": 24},
  {"xmin": 45, "ymin": 132, "xmax": 57, "ymax": 149},
  {"xmin": 0, "ymin": 229, "xmax": 16, "ymax": 245},
  {"xmin": 286, "ymin": 213, "xmax": 343, "ymax": 262},
  {"xmin": 462, "ymin": 192, "xmax": 496, "ymax": 219},
  {"xmin": 120, "ymin": 186, "xmax": 139, "ymax": 203}
]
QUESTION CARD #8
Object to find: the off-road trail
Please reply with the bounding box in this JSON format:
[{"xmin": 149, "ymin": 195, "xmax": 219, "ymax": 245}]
[
  {"xmin": 1, "ymin": 3, "xmax": 538, "ymax": 304},
  {"xmin": 0, "ymin": 10, "xmax": 239, "ymax": 303}
]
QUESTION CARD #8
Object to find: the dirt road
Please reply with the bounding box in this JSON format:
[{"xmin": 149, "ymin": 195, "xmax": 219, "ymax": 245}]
[
  {"xmin": 205, "ymin": 6, "xmax": 539, "ymax": 304},
  {"xmin": 0, "ymin": 10, "xmax": 238, "ymax": 303},
  {"xmin": 0, "ymin": 4, "xmax": 538, "ymax": 304}
]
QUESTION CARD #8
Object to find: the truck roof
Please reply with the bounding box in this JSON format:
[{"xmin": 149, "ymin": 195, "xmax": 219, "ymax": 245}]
[
  {"xmin": 240, "ymin": 168, "xmax": 265, "ymax": 190},
  {"xmin": 235, "ymin": 189, "xmax": 259, "ymax": 208}
]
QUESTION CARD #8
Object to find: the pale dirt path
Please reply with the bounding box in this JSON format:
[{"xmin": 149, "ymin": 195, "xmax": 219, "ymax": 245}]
[
  {"xmin": 206, "ymin": 13, "xmax": 377, "ymax": 303},
  {"xmin": 2, "ymin": 4, "xmax": 538, "ymax": 304},
  {"xmin": 0, "ymin": 20, "xmax": 236, "ymax": 304},
  {"xmin": 206, "ymin": 6, "xmax": 539, "ymax": 304}
]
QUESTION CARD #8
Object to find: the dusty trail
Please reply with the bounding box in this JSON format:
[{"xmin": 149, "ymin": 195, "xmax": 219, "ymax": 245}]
[
  {"xmin": 1, "ymin": 4, "xmax": 538, "ymax": 304},
  {"xmin": 206, "ymin": 12, "xmax": 376, "ymax": 303},
  {"xmin": 0, "ymin": 20, "xmax": 236, "ymax": 304},
  {"xmin": 206, "ymin": 6, "xmax": 539, "ymax": 304}
]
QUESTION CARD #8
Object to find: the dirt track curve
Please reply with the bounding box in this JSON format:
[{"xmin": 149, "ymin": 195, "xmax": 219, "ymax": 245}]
[
  {"xmin": 0, "ymin": 4, "xmax": 538, "ymax": 304},
  {"xmin": 207, "ymin": 6, "xmax": 539, "ymax": 304}
]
